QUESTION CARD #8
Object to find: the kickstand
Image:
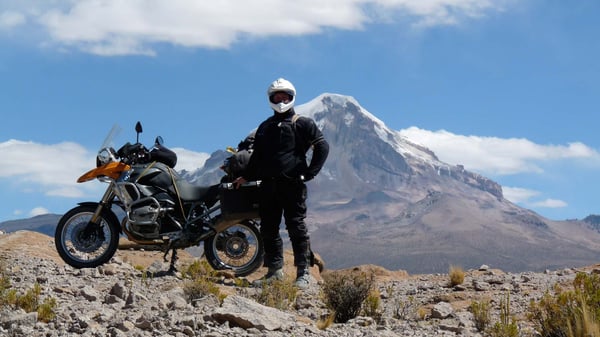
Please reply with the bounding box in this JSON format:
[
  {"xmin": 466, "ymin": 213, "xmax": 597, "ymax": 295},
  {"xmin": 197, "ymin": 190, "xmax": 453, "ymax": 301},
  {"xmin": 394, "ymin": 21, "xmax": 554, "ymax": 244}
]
[
  {"xmin": 168, "ymin": 249, "xmax": 178, "ymax": 274},
  {"xmin": 162, "ymin": 246, "xmax": 179, "ymax": 274}
]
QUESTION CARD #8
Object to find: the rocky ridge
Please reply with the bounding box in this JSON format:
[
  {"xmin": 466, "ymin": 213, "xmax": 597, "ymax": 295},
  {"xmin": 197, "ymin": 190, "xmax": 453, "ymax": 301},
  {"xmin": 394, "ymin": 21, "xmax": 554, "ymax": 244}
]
[
  {"xmin": 1, "ymin": 230, "xmax": 597, "ymax": 337},
  {"xmin": 179, "ymin": 93, "xmax": 600, "ymax": 274}
]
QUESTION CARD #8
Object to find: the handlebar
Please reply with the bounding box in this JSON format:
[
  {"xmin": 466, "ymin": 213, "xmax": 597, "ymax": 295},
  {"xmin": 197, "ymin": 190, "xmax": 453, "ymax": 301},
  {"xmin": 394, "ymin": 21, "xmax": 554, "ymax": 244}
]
[
  {"xmin": 221, "ymin": 181, "xmax": 261, "ymax": 190},
  {"xmin": 116, "ymin": 142, "xmax": 150, "ymax": 165}
]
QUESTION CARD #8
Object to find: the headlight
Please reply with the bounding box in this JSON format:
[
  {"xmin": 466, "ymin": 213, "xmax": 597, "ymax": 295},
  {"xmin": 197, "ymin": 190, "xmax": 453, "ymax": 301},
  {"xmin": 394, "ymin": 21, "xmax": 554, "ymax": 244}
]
[{"xmin": 96, "ymin": 148, "xmax": 116, "ymax": 166}]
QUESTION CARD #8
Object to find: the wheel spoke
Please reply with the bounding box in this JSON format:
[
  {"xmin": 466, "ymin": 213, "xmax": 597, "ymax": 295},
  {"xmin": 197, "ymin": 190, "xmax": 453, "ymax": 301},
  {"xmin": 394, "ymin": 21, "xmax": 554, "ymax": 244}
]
[
  {"xmin": 209, "ymin": 223, "xmax": 261, "ymax": 272},
  {"xmin": 55, "ymin": 205, "xmax": 119, "ymax": 268}
]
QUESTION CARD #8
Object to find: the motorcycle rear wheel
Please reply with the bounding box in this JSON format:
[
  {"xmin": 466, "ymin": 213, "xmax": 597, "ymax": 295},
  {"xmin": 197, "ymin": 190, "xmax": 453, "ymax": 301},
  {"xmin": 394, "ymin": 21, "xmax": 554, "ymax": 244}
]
[
  {"xmin": 204, "ymin": 220, "xmax": 263, "ymax": 277},
  {"xmin": 55, "ymin": 204, "xmax": 120, "ymax": 268}
]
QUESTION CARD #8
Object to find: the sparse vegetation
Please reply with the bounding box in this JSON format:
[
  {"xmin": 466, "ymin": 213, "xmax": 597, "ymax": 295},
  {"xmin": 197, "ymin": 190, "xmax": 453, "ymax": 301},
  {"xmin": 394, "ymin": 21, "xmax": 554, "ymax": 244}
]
[
  {"xmin": 181, "ymin": 260, "xmax": 226, "ymax": 304},
  {"xmin": 362, "ymin": 288, "xmax": 383, "ymax": 322},
  {"xmin": 16, "ymin": 282, "xmax": 42, "ymax": 312},
  {"xmin": 254, "ymin": 278, "xmax": 298, "ymax": 310},
  {"xmin": 0, "ymin": 258, "xmax": 12, "ymax": 307},
  {"xmin": 470, "ymin": 298, "xmax": 491, "ymax": 332},
  {"xmin": 0, "ymin": 257, "xmax": 57, "ymax": 322},
  {"xmin": 489, "ymin": 292, "xmax": 519, "ymax": 337},
  {"xmin": 316, "ymin": 312, "xmax": 336, "ymax": 330},
  {"xmin": 449, "ymin": 265, "xmax": 465, "ymax": 287},
  {"xmin": 416, "ymin": 306, "xmax": 429, "ymax": 320},
  {"xmin": 528, "ymin": 272, "xmax": 600, "ymax": 337},
  {"xmin": 321, "ymin": 270, "xmax": 375, "ymax": 323},
  {"xmin": 38, "ymin": 297, "xmax": 58, "ymax": 322},
  {"xmin": 135, "ymin": 265, "xmax": 153, "ymax": 286},
  {"xmin": 182, "ymin": 259, "xmax": 215, "ymax": 279},
  {"xmin": 183, "ymin": 277, "xmax": 224, "ymax": 304},
  {"xmin": 393, "ymin": 294, "xmax": 417, "ymax": 320},
  {"xmin": 9, "ymin": 233, "xmax": 600, "ymax": 336}
]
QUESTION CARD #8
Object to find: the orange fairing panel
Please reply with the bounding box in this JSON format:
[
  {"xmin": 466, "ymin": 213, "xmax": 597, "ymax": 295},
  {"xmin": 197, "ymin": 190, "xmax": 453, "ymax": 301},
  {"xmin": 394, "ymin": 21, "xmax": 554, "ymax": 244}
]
[{"xmin": 77, "ymin": 162, "xmax": 131, "ymax": 183}]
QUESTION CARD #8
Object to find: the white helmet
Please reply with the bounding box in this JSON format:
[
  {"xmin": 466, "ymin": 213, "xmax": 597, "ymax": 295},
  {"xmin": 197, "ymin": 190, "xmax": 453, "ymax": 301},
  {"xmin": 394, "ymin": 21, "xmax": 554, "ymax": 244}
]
[{"xmin": 267, "ymin": 78, "xmax": 296, "ymax": 113}]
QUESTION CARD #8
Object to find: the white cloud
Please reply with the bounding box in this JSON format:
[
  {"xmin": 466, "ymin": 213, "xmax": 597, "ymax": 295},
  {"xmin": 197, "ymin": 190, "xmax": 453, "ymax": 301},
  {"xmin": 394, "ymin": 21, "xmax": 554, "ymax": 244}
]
[
  {"xmin": 1, "ymin": 0, "xmax": 510, "ymax": 55},
  {"xmin": 0, "ymin": 10, "xmax": 25, "ymax": 29},
  {"xmin": 368, "ymin": 0, "xmax": 505, "ymax": 27},
  {"xmin": 503, "ymin": 187, "xmax": 567, "ymax": 209},
  {"xmin": 400, "ymin": 127, "xmax": 591, "ymax": 211},
  {"xmin": 0, "ymin": 139, "xmax": 97, "ymax": 198},
  {"xmin": 399, "ymin": 127, "xmax": 600, "ymax": 176},
  {"xmin": 172, "ymin": 147, "xmax": 210, "ymax": 173},
  {"xmin": 29, "ymin": 207, "xmax": 49, "ymax": 217},
  {"xmin": 502, "ymin": 186, "xmax": 539, "ymax": 203},
  {"xmin": 530, "ymin": 199, "xmax": 568, "ymax": 209},
  {"xmin": 0, "ymin": 139, "xmax": 211, "ymax": 200}
]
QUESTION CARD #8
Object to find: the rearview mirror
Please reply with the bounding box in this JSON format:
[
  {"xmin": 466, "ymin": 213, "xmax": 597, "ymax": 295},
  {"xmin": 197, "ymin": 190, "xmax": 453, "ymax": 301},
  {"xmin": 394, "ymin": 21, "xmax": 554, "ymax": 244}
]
[{"xmin": 135, "ymin": 122, "xmax": 143, "ymax": 143}]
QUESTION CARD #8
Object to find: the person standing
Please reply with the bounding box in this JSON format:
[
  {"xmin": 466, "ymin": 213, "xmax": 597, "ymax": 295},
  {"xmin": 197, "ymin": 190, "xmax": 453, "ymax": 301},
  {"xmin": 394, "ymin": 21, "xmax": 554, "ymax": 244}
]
[{"xmin": 234, "ymin": 78, "xmax": 329, "ymax": 289}]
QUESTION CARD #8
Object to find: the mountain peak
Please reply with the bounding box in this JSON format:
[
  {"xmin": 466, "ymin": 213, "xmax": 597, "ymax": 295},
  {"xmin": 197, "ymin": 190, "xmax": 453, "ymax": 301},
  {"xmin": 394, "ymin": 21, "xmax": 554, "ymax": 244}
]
[
  {"xmin": 297, "ymin": 93, "xmax": 440, "ymax": 165},
  {"xmin": 179, "ymin": 92, "xmax": 600, "ymax": 274},
  {"xmin": 298, "ymin": 92, "xmax": 386, "ymax": 129}
]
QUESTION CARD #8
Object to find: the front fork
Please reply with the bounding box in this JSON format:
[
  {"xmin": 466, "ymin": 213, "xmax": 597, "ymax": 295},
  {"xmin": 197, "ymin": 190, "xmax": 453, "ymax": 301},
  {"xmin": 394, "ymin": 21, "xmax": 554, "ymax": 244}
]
[{"xmin": 89, "ymin": 182, "xmax": 117, "ymax": 225}]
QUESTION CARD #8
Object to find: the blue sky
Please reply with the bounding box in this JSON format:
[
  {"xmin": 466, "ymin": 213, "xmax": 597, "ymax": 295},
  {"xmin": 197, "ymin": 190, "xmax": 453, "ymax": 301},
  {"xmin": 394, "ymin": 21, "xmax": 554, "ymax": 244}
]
[{"xmin": 1, "ymin": 0, "xmax": 599, "ymax": 222}]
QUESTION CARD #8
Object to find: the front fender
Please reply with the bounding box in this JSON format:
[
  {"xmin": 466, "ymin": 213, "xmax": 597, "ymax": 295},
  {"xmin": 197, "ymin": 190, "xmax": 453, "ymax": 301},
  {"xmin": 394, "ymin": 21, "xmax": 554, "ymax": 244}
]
[{"xmin": 77, "ymin": 202, "xmax": 122, "ymax": 234}]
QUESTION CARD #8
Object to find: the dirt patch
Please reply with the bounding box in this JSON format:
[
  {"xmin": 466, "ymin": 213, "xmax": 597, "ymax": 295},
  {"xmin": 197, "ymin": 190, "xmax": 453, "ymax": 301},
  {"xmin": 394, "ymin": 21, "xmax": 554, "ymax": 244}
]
[
  {"xmin": 0, "ymin": 230, "xmax": 61, "ymax": 263},
  {"xmin": 0, "ymin": 230, "xmax": 196, "ymax": 269},
  {"xmin": 0, "ymin": 231, "xmax": 310, "ymax": 280},
  {"xmin": 0, "ymin": 230, "xmax": 409, "ymax": 283}
]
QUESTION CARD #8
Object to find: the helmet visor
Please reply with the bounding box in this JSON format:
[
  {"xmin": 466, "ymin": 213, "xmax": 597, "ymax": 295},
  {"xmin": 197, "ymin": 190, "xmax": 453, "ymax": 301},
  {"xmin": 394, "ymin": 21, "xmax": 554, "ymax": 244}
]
[{"xmin": 269, "ymin": 91, "xmax": 293, "ymax": 104}]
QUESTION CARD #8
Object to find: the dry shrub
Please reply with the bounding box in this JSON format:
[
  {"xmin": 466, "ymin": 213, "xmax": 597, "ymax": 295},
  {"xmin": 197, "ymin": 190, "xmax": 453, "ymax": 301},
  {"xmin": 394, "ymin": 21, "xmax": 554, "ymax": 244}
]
[
  {"xmin": 317, "ymin": 312, "xmax": 336, "ymax": 330},
  {"xmin": 393, "ymin": 295, "xmax": 416, "ymax": 320},
  {"xmin": 181, "ymin": 260, "xmax": 225, "ymax": 304},
  {"xmin": 362, "ymin": 289, "xmax": 382, "ymax": 322},
  {"xmin": 470, "ymin": 298, "xmax": 491, "ymax": 332},
  {"xmin": 183, "ymin": 278, "xmax": 223, "ymax": 302},
  {"xmin": 254, "ymin": 279, "xmax": 297, "ymax": 310},
  {"xmin": 38, "ymin": 297, "xmax": 57, "ymax": 322},
  {"xmin": 529, "ymin": 272, "xmax": 600, "ymax": 337},
  {"xmin": 322, "ymin": 270, "xmax": 375, "ymax": 323},
  {"xmin": 449, "ymin": 265, "xmax": 465, "ymax": 287},
  {"xmin": 0, "ymin": 258, "xmax": 57, "ymax": 323},
  {"xmin": 0, "ymin": 259, "xmax": 10, "ymax": 306},
  {"xmin": 489, "ymin": 292, "xmax": 518, "ymax": 337},
  {"xmin": 182, "ymin": 259, "xmax": 216, "ymax": 279}
]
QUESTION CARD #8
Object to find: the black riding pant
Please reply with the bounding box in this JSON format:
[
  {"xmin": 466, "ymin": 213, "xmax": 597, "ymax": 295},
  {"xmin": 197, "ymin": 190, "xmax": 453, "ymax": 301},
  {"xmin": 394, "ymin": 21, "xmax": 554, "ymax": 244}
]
[{"xmin": 258, "ymin": 177, "xmax": 310, "ymax": 270}]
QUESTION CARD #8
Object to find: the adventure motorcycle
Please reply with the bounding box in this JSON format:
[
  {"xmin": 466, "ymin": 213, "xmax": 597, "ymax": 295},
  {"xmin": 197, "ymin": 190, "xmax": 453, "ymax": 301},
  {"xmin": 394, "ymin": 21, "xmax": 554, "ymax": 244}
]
[{"xmin": 54, "ymin": 122, "xmax": 263, "ymax": 276}]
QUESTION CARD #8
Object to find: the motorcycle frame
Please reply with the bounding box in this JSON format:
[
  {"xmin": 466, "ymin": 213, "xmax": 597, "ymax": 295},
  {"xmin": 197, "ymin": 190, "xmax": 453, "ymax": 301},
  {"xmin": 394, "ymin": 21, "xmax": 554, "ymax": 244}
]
[{"xmin": 91, "ymin": 174, "xmax": 230, "ymax": 247}]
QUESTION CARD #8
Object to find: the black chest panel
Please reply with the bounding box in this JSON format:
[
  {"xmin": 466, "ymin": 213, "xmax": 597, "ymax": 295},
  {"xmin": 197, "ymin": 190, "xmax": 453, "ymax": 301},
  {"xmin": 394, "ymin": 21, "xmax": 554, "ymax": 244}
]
[{"xmin": 254, "ymin": 116, "xmax": 304, "ymax": 178}]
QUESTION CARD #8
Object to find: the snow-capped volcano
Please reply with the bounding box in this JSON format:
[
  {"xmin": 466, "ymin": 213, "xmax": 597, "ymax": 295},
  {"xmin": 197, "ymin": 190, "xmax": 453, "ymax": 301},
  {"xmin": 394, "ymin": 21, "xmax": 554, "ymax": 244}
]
[
  {"xmin": 186, "ymin": 93, "xmax": 600, "ymax": 274},
  {"xmin": 292, "ymin": 93, "xmax": 503, "ymax": 207},
  {"xmin": 298, "ymin": 93, "xmax": 439, "ymax": 164}
]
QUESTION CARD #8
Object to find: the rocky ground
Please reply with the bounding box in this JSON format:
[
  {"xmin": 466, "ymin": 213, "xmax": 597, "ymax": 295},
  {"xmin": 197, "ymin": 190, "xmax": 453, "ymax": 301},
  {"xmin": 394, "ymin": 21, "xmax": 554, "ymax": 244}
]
[{"xmin": 0, "ymin": 230, "xmax": 595, "ymax": 337}]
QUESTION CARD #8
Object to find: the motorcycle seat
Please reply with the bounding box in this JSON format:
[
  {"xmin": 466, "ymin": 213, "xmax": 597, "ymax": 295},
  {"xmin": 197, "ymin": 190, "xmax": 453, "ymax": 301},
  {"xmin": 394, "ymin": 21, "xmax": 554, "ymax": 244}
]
[{"xmin": 175, "ymin": 181, "xmax": 219, "ymax": 203}]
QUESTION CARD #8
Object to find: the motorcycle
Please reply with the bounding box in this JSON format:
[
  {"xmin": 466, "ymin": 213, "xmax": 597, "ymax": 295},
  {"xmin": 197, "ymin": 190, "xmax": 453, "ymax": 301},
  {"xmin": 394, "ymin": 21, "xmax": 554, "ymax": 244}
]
[{"xmin": 54, "ymin": 122, "xmax": 264, "ymax": 276}]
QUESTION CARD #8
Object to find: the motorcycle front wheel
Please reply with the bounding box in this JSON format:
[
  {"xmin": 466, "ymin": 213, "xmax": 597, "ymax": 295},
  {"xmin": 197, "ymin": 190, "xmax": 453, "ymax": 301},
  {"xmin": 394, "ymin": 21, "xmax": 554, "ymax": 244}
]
[
  {"xmin": 54, "ymin": 204, "xmax": 120, "ymax": 268},
  {"xmin": 204, "ymin": 219, "xmax": 263, "ymax": 277}
]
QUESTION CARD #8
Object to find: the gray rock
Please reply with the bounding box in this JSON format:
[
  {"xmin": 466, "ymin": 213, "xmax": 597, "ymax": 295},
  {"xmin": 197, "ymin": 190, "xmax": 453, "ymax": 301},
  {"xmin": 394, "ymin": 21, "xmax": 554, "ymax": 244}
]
[
  {"xmin": 109, "ymin": 282, "xmax": 128, "ymax": 300},
  {"xmin": 212, "ymin": 295, "xmax": 296, "ymax": 331},
  {"xmin": 0, "ymin": 311, "xmax": 38, "ymax": 329},
  {"xmin": 431, "ymin": 302, "xmax": 454, "ymax": 319},
  {"xmin": 0, "ymin": 242, "xmax": 587, "ymax": 337},
  {"xmin": 80, "ymin": 285, "xmax": 101, "ymax": 302}
]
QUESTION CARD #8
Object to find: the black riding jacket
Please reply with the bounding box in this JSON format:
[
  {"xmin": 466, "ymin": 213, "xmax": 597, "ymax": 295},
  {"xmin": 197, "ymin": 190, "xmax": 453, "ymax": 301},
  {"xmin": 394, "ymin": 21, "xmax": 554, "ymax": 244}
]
[{"xmin": 244, "ymin": 109, "xmax": 329, "ymax": 181}]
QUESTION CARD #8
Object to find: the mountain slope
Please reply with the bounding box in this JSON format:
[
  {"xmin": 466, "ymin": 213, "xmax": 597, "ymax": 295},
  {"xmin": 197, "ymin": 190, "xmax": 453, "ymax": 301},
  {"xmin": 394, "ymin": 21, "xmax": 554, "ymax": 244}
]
[
  {"xmin": 0, "ymin": 214, "xmax": 60, "ymax": 236},
  {"xmin": 187, "ymin": 93, "xmax": 600, "ymax": 273}
]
